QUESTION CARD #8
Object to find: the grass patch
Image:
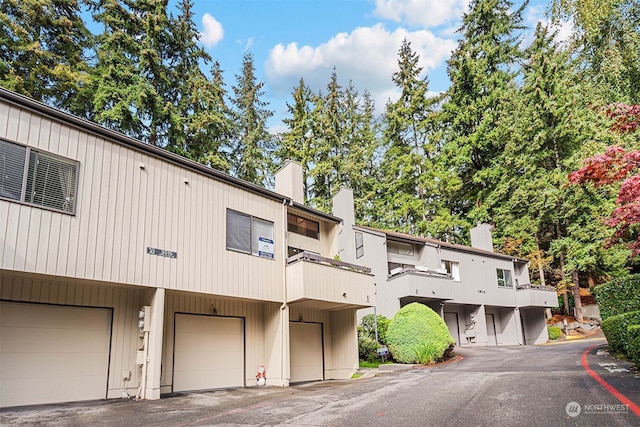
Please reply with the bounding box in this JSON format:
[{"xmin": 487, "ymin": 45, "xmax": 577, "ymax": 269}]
[{"xmin": 351, "ymin": 373, "xmax": 363, "ymax": 379}]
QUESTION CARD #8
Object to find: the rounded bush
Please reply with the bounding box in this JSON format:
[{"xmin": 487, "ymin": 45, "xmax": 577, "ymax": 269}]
[{"xmin": 386, "ymin": 302, "xmax": 454, "ymax": 364}]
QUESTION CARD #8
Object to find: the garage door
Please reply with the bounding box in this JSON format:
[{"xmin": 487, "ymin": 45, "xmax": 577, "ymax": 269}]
[
  {"xmin": 444, "ymin": 312, "xmax": 460, "ymax": 347},
  {"xmin": 173, "ymin": 314, "xmax": 244, "ymax": 392},
  {"xmin": 290, "ymin": 322, "xmax": 323, "ymax": 383},
  {"xmin": 0, "ymin": 301, "xmax": 112, "ymax": 408}
]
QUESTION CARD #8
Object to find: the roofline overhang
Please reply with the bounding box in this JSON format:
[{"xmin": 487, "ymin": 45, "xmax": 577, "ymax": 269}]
[{"xmin": 0, "ymin": 88, "xmax": 339, "ymax": 223}]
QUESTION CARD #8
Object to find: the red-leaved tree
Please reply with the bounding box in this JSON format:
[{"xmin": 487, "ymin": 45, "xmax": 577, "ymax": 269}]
[{"xmin": 569, "ymin": 104, "xmax": 640, "ymax": 257}]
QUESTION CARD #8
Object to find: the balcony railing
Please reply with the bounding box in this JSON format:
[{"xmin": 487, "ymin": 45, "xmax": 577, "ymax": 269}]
[
  {"xmin": 286, "ymin": 251, "xmax": 374, "ymax": 309},
  {"xmin": 386, "ymin": 266, "xmax": 455, "ymax": 301},
  {"xmin": 287, "ymin": 251, "xmax": 371, "ymax": 274},
  {"xmin": 516, "ymin": 283, "xmax": 556, "ymax": 292}
]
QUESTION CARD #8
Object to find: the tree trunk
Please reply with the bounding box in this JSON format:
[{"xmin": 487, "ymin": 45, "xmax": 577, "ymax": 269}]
[
  {"xmin": 572, "ymin": 270, "xmax": 583, "ymax": 322},
  {"xmin": 556, "ymin": 221, "xmax": 570, "ymax": 316}
]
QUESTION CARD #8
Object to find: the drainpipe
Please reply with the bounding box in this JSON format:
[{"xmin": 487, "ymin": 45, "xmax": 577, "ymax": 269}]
[{"xmin": 280, "ymin": 198, "xmax": 289, "ymax": 387}]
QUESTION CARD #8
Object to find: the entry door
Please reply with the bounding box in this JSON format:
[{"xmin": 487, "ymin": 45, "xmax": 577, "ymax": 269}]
[
  {"xmin": 486, "ymin": 313, "xmax": 498, "ymax": 346},
  {"xmin": 0, "ymin": 301, "xmax": 112, "ymax": 407},
  {"xmin": 290, "ymin": 322, "xmax": 323, "ymax": 383},
  {"xmin": 173, "ymin": 314, "xmax": 244, "ymax": 392},
  {"xmin": 444, "ymin": 312, "xmax": 460, "ymax": 346}
]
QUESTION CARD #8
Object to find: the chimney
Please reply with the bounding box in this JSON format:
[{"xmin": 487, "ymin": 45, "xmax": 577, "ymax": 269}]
[
  {"xmin": 332, "ymin": 187, "xmax": 356, "ymax": 263},
  {"xmin": 470, "ymin": 223, "xmax": 494, "ymax": 252},
  {"xmin": 275, "ymin": 160, "xmax": 304, "ymax": 204}
]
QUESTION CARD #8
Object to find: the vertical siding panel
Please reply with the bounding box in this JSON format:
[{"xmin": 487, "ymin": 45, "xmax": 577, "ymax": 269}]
[
  {"xmin": 55, "ymin": 112, "xmax": 73, "ymax": 275},
  {"xmin": 0, "ymin": 102, "xmax": 9, "ymax": 136},
  {"xmin": 24, "ymin": 110, "xmax": 39, "ymax": 147},
  {"xmin": 24, "ymin": 209, "xmax": 42, "ymax": 271},
  {"xmin": 81, "ymin": 135, "xmax": 100, "ymax": 278},
  {"xmin": 129, "ymin": 152, "xmax": 143, "ymax": 284},
  {"xmin": 118, "ymin": 151, "xmax": 133, "ymax": 284},
  {"xmin": 7, "ymin": 106, "xmax": 22, "ymax": 141},
  {"xmin": 0, "ymin": 204, "xmax": 19, "ymax": 269},
  {"xmin": 94, "ymin": 141, "xmax": 113, "ymax": 280},
  {"xmin": 141, "ymin": 155, "xmax": 154, "ymax": 286},
  {"xmin": 103, "ymin": 144, "xmax": 121, "ymax": 282},
  {"xmin": 67, "ymin": 131, "xmax": 88, "ymax": 277},
  {"xmin": 169, "ymin": 168, "xmax": 180, "ymax": 290}
]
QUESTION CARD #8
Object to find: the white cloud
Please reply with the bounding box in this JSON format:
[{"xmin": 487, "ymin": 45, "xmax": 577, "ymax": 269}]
[
  {"xmin": 523, "ymin": 5, "xmax": 574, "ymax": 48},
  {"xmin": 200, "ymin": 13, "xmax": 224, "ymax": 47},
  {"xmin": 265, "ymin": 23, "xmax": 456, "ymax": 111},
  {"xmin": 372, "ymin": 0, "xmax": 470, "ymax": 28}
]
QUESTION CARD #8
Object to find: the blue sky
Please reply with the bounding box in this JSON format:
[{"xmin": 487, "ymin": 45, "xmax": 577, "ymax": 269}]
[{"xmin": 171, "ymin": 0, "xmax": 571, "ymax": 130}]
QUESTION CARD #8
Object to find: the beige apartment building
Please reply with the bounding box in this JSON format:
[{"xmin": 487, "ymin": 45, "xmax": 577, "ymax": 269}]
[{"xmin": 0, "ymin": 88, "xmax": 374, "ymax": 408}]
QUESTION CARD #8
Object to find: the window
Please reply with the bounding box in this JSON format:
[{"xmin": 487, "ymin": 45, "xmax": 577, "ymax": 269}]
[
  {"xmin": 441, "ymin": 260, "xmax": 461, "ymax": 282},
  {"xmin": 0, "ymin": 139, "xmax": 78, "ymax": 214},
  {"xmin": 287, "ymin": 213, "xmax": 320, "ymax": 239},
  {"xmin": 226, "ymin": 209, "xmax": 275, "ymax": 259},
  {"xmin": 387, "ymin": 240, "xmax": 414, "ymax": 255},
  {"xmin": 355, "ymin": 231, "xmax": 364, "ymax": 258},
  {"xmin": 496, "ymin": 268, "xmax": 513, "ymax": 287}
]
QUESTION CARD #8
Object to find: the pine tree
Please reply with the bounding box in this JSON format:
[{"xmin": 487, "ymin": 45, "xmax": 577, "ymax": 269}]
[
  {"xmin": 229, "ymin": 52, "xmax": 274, "ymax": 187},
  {"xmin": 308, "ymin": 69, "xmax": 345, "ymax": 211},
  {"xmin": 0, "ymin": 0, "xmax": 91, "ymax": 110},
  {"xmin": 278, "ymin": 78, "xmax": 314, "ymax": 200},
  {"xmin": 439, "ymin": 0, "xmax": 526, "ymax": 230},
  {"xmin": 375, "ymin": 39, "xmax": 440, "ymax": 235},
  {"xmin": 166, "ymin": 0, "xmax": 232, "ymax": 172}
]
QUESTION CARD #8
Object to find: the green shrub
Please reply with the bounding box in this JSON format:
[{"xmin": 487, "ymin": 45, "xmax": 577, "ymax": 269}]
[
  {"xmin": 386, "ymin": 302, "xmax": 454, "ymax": 364},
  {"xmin": 601, "ymin": 310, "xmax": 640, "ymax": 353},
  {"xmin": 360, "ymin": 313, "xmax": 391, "ymax": 344},
  {"xmin": 547, "ymin": 326, "xmax": 562, "ymax": 340},
  {"xmin": 358, "ymin": 334, "xmax": 379, "ymax": 361},
  {"xmin": 593, "ymin": 275, "xmax": 640, "ymax": 320},
  {"xmin": 628, "ymin": 325, "xmax": 640, "ymax": 367}
]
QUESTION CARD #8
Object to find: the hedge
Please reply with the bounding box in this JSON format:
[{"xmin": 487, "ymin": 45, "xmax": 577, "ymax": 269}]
[
  {"xmin": 547, "ymin": 326, "xmax": 562, "ymax": 340},
  {"xmin": 593, "ymin": 275, "xmax": 640, "ymax": 320},
  {"xmin": 601, "ymin": 310, "xmax": 640, "ymax": 353},
  {"xmin": 386, "ymin": 302, "xmax": 454, "ymax": 364},
  {"xmin": 628, "ymin": 325, "xmax": 640, "ymax": 367}
]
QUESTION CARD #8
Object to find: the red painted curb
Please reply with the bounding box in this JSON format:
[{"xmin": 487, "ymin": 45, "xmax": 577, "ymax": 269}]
[{"xmin": 581, "ymin": 344, "xmax": 640, "ymax": 417}]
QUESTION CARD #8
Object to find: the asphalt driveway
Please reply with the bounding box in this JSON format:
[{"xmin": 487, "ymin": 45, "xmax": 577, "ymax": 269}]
[{"xmin": 2, "ymin": 337, "xmax": 638, "ymax": 426}]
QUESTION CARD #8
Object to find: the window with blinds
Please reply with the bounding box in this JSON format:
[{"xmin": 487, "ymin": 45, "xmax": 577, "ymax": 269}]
[
  {"xmin": 226, "ymin": 209, "xmax": 275, "ymax": 259},
  {"xmin": 0, "ymin": 139, "xmax": 78, "ymax": 214}
]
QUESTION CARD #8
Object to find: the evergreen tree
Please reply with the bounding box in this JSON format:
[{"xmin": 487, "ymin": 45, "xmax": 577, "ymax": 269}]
[
  {"xmin": 308, "ymin": 69, "xmax": 345, "ymax": 211},
  {"xmin": 278, "ymin": 78, "xmax": 315, "ymax": 200},
  {"xmin": 88, "ymin": 0, "xmax": 152, "ymax": 137},
  {"xmin": 375, "ymin": 39, "xmax": 440, "ymax": 235},
  {"xmin": 439, "ymin": 0, "xmax": 527, "ymax": 233},
  {"xmin": 166, "ymin": 0, "xmax": 232, "ymax": 172},
  {"xmin": 229, "ymin": 51, "xmax": 274, "ymax": 187},
  {"xmin": 0, "ymin": 0, "xmax": 91, "ymax": 110}
]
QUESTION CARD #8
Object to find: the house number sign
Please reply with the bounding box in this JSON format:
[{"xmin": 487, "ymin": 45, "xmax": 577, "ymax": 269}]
[{"xmin": 146, "ymin": 247, "xmax": 177, "ymax": 259}]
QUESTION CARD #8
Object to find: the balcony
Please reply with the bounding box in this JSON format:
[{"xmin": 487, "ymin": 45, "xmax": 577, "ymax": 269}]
[
  {"xmin": 516, "ymin": 284, "xmax": 557, "ymax": 308},
  {"xmin": 387, "ymin": 267, "xmax": 456, "ymax": 301},
  {"xmin": 286, "ymin": 252, "xmax": 374, "ymax": 310}
]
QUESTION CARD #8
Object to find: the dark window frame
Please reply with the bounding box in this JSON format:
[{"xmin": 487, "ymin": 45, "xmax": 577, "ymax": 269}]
[
  {"xmin": 0, "ymin": 139, "xmax": 79, "ymax": 215},
  {"xmin": 287, "ymin": 212, "xmax": 320, "ymax": 239}
]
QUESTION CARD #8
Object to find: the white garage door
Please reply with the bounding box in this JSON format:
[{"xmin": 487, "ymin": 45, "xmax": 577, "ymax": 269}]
[
  {"xmin": 0, "ymin": 301, "xmax": 112, "ymax": 408},
  {"xmin": 290, "ymin": 322, "xmax": 323, "ymax": 383},
  {"xmin": 173, "ymin": 314, "xmax": 244, "ymax": 392}
]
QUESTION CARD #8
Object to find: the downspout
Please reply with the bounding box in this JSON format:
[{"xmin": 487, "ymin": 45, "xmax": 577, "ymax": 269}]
[{"xmin": 280, "ymin": 198, "xmax": 289, "ymax": 386}]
